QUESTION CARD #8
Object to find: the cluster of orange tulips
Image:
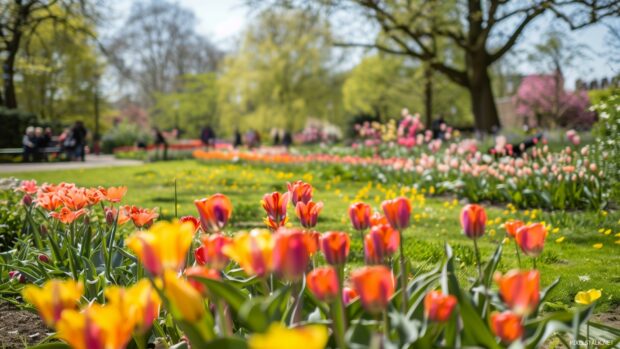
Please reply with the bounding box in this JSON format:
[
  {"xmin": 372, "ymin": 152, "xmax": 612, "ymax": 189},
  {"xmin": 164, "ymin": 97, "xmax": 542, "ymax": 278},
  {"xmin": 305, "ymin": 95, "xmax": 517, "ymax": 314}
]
[{"xmin": 16, "ymin": 179, "xmax": 602, "ymax": 349}]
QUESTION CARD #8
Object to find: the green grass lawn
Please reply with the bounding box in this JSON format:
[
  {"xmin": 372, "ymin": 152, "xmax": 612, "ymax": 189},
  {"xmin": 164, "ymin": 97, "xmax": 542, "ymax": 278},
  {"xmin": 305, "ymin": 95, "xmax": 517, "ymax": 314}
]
[{"xmin": 4, "ymin": 160, "xmax": 620, "ymax": 312}]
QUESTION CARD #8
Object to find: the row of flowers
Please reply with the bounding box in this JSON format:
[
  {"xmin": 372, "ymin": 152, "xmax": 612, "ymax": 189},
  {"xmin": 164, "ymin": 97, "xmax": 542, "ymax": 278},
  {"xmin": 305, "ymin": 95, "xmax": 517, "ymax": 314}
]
[{"xmin": 5, "ymin": 179, "xmax": 611, "ymax": 348}]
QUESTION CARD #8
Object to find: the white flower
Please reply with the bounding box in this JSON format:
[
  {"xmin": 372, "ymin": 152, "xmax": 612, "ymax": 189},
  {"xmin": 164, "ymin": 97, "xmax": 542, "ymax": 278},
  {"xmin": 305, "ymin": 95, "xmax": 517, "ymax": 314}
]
[{"xmin": 578, "ymin": 275, "xmax": 590, "ymax": 282}]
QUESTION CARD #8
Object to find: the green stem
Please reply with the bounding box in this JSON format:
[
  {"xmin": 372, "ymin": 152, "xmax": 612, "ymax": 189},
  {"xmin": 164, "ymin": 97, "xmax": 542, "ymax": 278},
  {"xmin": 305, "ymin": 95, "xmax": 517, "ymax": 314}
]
[
  {"xmin": 216, "ymin": 299, "xmax": 232, "ymax": 337},
  {"xmin": 473, "ymin": 238, "xmax": 482, "ymax": 281},
  {"xmin": 382, "ymin": 310, "xmax": 390, "ymax": 335},
  {"xmin": 290, "ymin": 281, "xmax": 304, "ymax": 325},
  {"xmin": 514, "ymin": 239, "xmax": 522, "ymax": 269},
  {"xmin": 532, "ymin": 257, "xmax": 537, "ymax": 270},
  {"xmin": 398, "ymin": 229, "xmax": 408, "ymax": 312}
]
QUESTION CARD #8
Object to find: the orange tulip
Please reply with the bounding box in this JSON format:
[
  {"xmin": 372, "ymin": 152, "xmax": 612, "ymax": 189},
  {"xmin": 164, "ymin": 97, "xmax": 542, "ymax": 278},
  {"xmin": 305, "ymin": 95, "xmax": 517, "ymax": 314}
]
[
  {"xmin": 295, "ymin": 201, "xmax": 323, "ymax": 228},
  {"xmin": 495, "ymin": 270, "xmax": 540, "ymax": 316},
  {"xmin": 273, "ymin": 228, "xmax": 313, "ymax": 281},
  {"xmin": 58, "ymin": 188, "xmax": 89, "ymax": 211},
  {"xmin": 381, "ymin": 197, "xmax": 411, "ymax": 230},
  {"xmin": 84, "ymin": 187, "xmax": 104, "ymax": 205},
  {"xmin": 50, "ymin": 207, "xmax": 86, "ymax": 224},
  {"xmin": 287, "ymin": 180, "xmax": 313, "ymax": 206},
  {"xmin": 262, "ymin": 191, "xmax": 290, "ymax": 230},
  {"xmin": 185, "ymin": 266, "xmax": 221, "ymax": 296},
  {"xmin": 460, "ymin": 204, "xmax": 487, "ymax": 239},
  {"xmin": 351, "ymin": 266, "xmax": 395, "ymax": 314},
  {"xmin": 306, "ymin": 267, "xmax": 339, "ymax": 302},
  {"xmin": 424, "ymin": 290, "xmax": 457, "ymax": 322},
  {"xmin": 224, "ymin": 230, "xmax": 274, "ymax": 277},
  {"xmin": 104, "ymin": 206, "xmax": 131, "ymax": 226},
  {"xmin": 370, "ymin": 212, "xmax": 388, "ymax": 227},
  {"xmin": 36, "ymin": 192, "xmax": 63, "ymax": 211},
  {"xmin": 490, "ymin": 311, "xmax": 523, "ymax": 343},
  {"xmin": 515, "ymin": 223, "xmax": 547, "ymax": 257},
  {"xmin": 16, "ymin": 179, "xmax": 38, "ymax": 194},
  {"xmin": 504, "ymin": 220, "xmax": 524, "ymax": 238},
  {"xmin": 320, "ymin": 231, "xmax": 350, "ymax": 266},
  {"xmin": 100, "ymin": 186, "xmax": 128, "ymax": 203},
  {"xmin": 364, "ymin": 224, "xmax": 399, "ymax": 265},
  {"xmin": 348, "ymin": 202, "xmax": 371, "ymax": 230},
  {"xmin": 194, "ymin": 193, "xmax": 233, "ymax": 232},
  {"xmin": 128, "ymin": 206, "xmax": 159, "ymax": 228},
  {"xmin": 342, "ymin": 287, "xmax": 359, "ymax": 305},
  {"xmin": 195, "ymin": 233, "xmax": 232, "ymax": 270}
]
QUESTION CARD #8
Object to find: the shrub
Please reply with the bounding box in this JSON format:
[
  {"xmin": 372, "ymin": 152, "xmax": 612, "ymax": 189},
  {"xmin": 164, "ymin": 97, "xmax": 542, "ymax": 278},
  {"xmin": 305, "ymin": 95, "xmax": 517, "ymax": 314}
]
[
  {"xmin": 101, "ymin": 121, "xmax": 152, "ymax": 154},
  {"xmin": 0, "ymin": 107, "xmax": 38, "ymax": 147}
]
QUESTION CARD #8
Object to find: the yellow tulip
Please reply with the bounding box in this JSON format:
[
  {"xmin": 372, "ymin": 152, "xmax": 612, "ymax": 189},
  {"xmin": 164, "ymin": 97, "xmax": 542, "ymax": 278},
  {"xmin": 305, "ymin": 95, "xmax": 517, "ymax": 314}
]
[
  {"xmin": 574, "ymin": 289, "xmax": 602, "ymax": 305},
  {"xmin": 593, "ymin": 243, "xmax": 603, "ymax": 249},
  {"xmin": 22, "ymin": 279, "xmax": 83, "ymax": 327},
  {"xmin": 125, "ymin": 221, "xmax": 194, "ymax": 275},
  {"xmin": 56, "ymin": 303, "xmax": 134, "ymax": 349},
  {"xmin": 105, "ymin": 279, "xmax": 161, "ymax": 334},
  {"xmin": 163, "ymin": 269, "xmax": 205, "ymax": 323},
  {"xmin": 248, "ymin": 323, "xmax": 328, "ymax": 349},
  {"xmin": 223, "ymin": 229, "xmax": 274, "ymax": 277}
]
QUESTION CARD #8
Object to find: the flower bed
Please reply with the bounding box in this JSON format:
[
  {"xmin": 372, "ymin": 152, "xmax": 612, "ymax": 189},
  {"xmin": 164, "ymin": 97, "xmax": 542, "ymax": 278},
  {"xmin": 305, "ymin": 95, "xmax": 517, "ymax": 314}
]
[{"xmin": 2, "ymin": 179, "xmax": 617, "ymax": 349}]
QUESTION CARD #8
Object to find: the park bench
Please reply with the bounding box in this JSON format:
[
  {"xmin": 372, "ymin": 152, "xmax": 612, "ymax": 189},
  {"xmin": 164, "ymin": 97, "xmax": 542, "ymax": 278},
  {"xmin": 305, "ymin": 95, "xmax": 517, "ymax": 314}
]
[{"xmin": 0, "ymin": 147, "xmax": 61, "ymax": 155}]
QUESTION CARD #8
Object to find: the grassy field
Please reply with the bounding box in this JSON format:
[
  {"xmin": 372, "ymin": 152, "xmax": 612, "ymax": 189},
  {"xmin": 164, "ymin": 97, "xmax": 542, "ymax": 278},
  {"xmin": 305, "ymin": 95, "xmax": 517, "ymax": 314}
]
[{"xmin": 4, "ymin": 159, "xmax": 619, "ymax": 312}]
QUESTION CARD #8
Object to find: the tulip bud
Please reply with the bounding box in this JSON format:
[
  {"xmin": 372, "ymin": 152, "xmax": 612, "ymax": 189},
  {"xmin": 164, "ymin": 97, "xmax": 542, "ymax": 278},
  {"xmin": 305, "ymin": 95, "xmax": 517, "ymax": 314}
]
[
  {"xmin": 105, "ymin": 209, "xmax": 115, "ymax": 225},
  {"xmin": 287, "ymin": 180, "xmax": 313, "ymax": 206},
  {"xmin": 38, "ymin": 254, "xmax": 50, "ymax": 263},
  {"xmin": 22, "ymin": 194, "xmax": 33, "ymax": 206},
  {"xmin": 495, "ymin": 270, "xmax": 540, "ymax": 316},
  {"xmin": 306, "ymin": 267, "xmax": 339, "ymax": 302},
  {"xmin": 295, "ymin": 201, "xmax": 323, "ymax": 228},
  {"xmin": 424, "ymin": 290, "xmax": 457, "ymax": 322},
  {"xmin": 490, "ymin": 311, "xmax": 523, "ymax": 343},
  {"xmin": 195, "ymin": 194, "xmax": 232, "ymax": 232},
  {"xmin": 504, "ymin": 220, "xmax": 524, "ymax": 239},
  {"xmin": 273, "ymin": 229, "xmax": 313, "ymax": 281},
  {"xmin": 351, "ymin": 266, "xmax": 394, "ymax": 314},
  {"xmin": 348, "ymin": 202, "xmax": 371, "ymax": 231},
  {"xmin": 515, "ymin": 223, "xmax": 547, "ymax": 257},
  {"xmin": 320, "ymin": 231, "xmax": 350, "ymax": 266},
  {"xmin": 460, "ymin": 204, "xmax": 487, "ymax": 239},
  {"xmin": 381, "ymin": 197, "xmax": 412, "ymax": 230}
]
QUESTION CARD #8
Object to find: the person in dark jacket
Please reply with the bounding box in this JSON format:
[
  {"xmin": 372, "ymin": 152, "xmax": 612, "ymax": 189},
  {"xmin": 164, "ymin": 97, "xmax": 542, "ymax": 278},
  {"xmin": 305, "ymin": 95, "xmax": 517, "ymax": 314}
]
[
  {"xmin": 72, "ymin": 121, "xmax": 88, "ymax": 161},
  {"xmin": 153, "ymin": 127, "xmax": 168, "ymax": 160}
]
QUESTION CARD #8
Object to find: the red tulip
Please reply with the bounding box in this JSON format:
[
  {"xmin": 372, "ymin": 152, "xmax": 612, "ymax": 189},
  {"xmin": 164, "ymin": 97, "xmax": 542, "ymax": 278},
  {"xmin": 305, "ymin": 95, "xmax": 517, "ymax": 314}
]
[
  {"xmin": 295, "ymin": 201, "xmax": 323, "ymax": 228},
  {"xmin": 364, "ymin": 224, "xmax": 400, "ymax": 265},
  {"xmin": 320, "ymin": 231, "xmax": 350, "ymax": 266},
  {"xmin": 185, "ymin": 266, "xmax": 221, "ymax": 296},
  {"xmin": 306, "ymin": 267, "xmax": 339, "ymax": 302},
  {"xmin": 287, "ymin": 180, "xmax": 313, "ymax": 206},
  {"xmin": 381, "ymin": 197, "xmax": 411, "ymax": 230},
  {"xmin": 495, "ymin": 270, "xmax": 540, "ymax": 316},
  {"xmin": 515, "ymin": 223, "xmax": 547, "ymax": 257},
  {"xmin": 262, "ymin": 192, "xmax": 290, "ymax": 230},
  {"xmin": 490, "ymin": 311, "xmax": 523, "ymax": 343},
  {"xmin": 370, "ymin": 212, "xmax": 388, "ymax": 227},
  {"xmin": 194, "ymin": 194, "xmax": 232, "ymax": 232},
  {"xmin": 460, "ymin": 204, "xmax": 486, "ymax": 239},
  {"xmin": 273, "ymin": 229, "xmax": 313, "ymax": 281},
  {"xmin": 349, "ymin": 202, "xmax": 371, "ymax": 230},
  {"xmin": 424, "ymin": 290, "xmax": 457, "ymax": 322},
  {"xmin": 195, "ymin": 234, "xmax": 232, "ymax": 270},
  {"xmin": 351, "ymin": 266, "xmax": 395, "ymax": 314},
  {"xmin": 504, "ymin": 220, "xmax": 524, "ymax": 239}
]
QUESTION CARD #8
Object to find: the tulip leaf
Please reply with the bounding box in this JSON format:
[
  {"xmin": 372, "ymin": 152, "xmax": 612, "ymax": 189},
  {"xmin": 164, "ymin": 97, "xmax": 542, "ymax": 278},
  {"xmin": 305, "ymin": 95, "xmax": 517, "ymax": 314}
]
[
  {"xmin": 191, "ymin": 276, "xmax": 247, "ymax": 312},
  {"xmin": 26, "ymin": 344, "xmax": 71, "ymax": 349},
  {"xmin": 481, "ymin": 243, "xmax": 502, "ymax": 288},
  {"xmin": 238, "ymin": 297, "xmax": 270, "ymax": 332}
]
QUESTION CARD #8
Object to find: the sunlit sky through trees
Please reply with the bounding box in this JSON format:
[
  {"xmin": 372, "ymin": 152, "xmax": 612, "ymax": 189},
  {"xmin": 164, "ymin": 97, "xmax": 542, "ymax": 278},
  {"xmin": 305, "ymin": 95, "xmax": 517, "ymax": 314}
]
[{"xmin": 107, "ymin": 0, "xmax": 617, "ymax": 92}]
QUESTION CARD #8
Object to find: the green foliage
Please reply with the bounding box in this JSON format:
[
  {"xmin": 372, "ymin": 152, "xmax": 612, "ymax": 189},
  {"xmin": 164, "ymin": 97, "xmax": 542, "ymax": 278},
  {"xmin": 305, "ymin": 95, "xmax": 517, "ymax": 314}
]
[
  {"xmin": 343, "ymin": 55, "xmax": 473, "ymax": 125},
  {"xmin": 591, "ymin": 94, "xmax": 620, "ymax": 201},
  {"xmin": 217, "ymin": 10, "xmax": 345, "ymax": 135},
  {"xmin": 151, "ymin": 73, "xmax": 219, "ymax": 138},
  {"xmin": 0, "ymin": 179, "xmax": 25, "ymax": 251},
  {"xmin": 0, "ymin": 107, "xmax": 38, "ymax": 147},
  {"xmin": 14, "ymin": 5, "xmax": 105, "ymax": 130},
  {"xmin": 101, "ymin": 121, "xmax": 152, "ymax": 154}
]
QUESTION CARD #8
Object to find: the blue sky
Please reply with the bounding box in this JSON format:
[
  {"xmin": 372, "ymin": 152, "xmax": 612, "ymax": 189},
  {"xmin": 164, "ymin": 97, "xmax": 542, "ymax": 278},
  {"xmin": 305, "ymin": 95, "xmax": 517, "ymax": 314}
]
[{"xmin": 110, "ymin": 0, "xmax": 618, "ymax": 90}]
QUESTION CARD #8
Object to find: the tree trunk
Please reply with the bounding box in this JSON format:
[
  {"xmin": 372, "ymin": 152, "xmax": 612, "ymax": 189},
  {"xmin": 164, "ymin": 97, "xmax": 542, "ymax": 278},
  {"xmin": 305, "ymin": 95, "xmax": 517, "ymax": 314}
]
[
  {"xmin": 2, "ymin": 49, "xmax": 19, "ymax": 109},
  {"xmin": 469, "ymin": 63, "xmax": 501, "ymax": 133},
  {"xmin": 424, "ymin": 65, "xmax": 433, "ymax": 127}
]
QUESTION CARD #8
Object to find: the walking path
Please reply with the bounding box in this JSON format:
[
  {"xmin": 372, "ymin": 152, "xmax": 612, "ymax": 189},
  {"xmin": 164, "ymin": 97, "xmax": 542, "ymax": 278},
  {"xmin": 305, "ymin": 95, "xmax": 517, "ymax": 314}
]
[{"xmin": 0, "ymin": 155, "xmax": 143, "ymax": 173}]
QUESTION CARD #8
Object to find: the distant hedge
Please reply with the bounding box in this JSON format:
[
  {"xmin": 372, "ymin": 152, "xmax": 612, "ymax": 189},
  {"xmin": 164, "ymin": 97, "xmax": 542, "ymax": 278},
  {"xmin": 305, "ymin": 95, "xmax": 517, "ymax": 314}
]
[{"xmin": 0, "ymin": 107, "xmax": 38, "ymax": 148}]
